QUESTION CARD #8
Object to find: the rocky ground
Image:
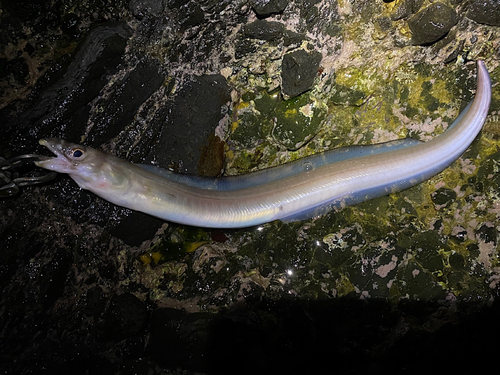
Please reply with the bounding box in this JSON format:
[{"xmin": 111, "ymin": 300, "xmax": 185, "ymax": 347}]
[{"xmin": 1, "ymin": 0, "xmax": 500, "ymax": 373}]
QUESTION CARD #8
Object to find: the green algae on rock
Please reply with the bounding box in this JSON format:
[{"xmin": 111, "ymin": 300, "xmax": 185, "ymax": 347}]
[
  {"xmin": 390, "ymin": 0, "xmax": 425, "ymax": 21},
  {"xmin": 1, "ymin": 0, "xmax": 500, "ymax": 373}
]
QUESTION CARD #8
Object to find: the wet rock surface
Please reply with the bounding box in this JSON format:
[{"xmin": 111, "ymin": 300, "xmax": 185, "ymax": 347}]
[
  {"xmin": 281, "ymin": 49, "xmax": 322, "ymax": 98},
  {"xmin": 390, "ymin": 0, "xmax": 425, "ymax": 21},
  {"xmin": 408, "ymin": 2, "xmax": 458, "ymax": 45},
  {"xmin": 251, "ymin": 0, "xmax": 289, "ymax": 17},
  {"xmin": 4, "ymin": 22, "xmax": 133, "ymax": 152},
  {"xmin": 466, "ymin": 0, "xmax": 500, "ymax": 27},
  {"xmin": 241, "ymin": 19, "xmax": 287, "ymax": 42},
  {"xmin": 1, "ymin": 0, "xmax": 500, "ymax": 373},
  {"xmin": 150, "ymin": 74, "xmax": 231, "ymax": 174}
]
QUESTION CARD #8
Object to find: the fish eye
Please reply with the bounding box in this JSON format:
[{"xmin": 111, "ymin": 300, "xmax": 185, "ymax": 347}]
[{"xmin": 72, "ymin": 148, "xmax": 84, "ymax": 158}]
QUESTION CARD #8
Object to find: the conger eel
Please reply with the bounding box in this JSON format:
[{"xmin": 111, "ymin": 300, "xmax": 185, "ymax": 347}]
[{"xmin": 36, "ymin": 60, "xmax": 491, "ymax": 228}]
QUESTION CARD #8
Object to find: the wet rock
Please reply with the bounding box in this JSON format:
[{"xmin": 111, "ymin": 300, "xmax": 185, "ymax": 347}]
[
  {"xmin": 242, "ymin": 19, "xmax": 287, "ymax": 42},
  {"xmin": 0, "ymin": 56, "xmax": 29, "ymax": 84},
  {"xmin": 109, "ymin": 211, "xmax": 164, "ymax": 246},
  {"xmin": 237, "ymin": 19, "xmax": 305, "ymax": 56},
  {"xmin": 129, "ymin": 0, "xmax": 164, "ymax": 17},
  {"xmin": 435, "ymin": 30, "xmax": 465, "ymax": 63},
  {"xmin": 87, "ymin": 58, "xmax": 165, "ymax": 145},
  {"xmin": 147, "ymin": 308, "xmax": 211, "ymax": 371},
  {"xmin": 281, "ymin": 49, "xmax": 322, "ymax": 98},
  {"xmin": 430, "ymin": 187, "xmax": 457, "ymax": 207},
  {"xmin": 103, "ymin": 293, "xmax": 147, "ymax": 340},
  {"xmin": 328, "ymin": 81, "xmax": 366, "ymax": 106},
  {"xmin": 375, "ymin": 16, "xmax": 392, "ymax": 33},
  {"xmin": 283, "ymin": 29, "xmax": 307, "ymax": 46},
  {"xmin": 150, "ymin": 74, "xmax": 231, "ymax": 174},
  {"xmin": 177, "ymin": 1, "xmax": 205, "ymax": 30},
  {"xmin": 408, "ymin": 3, "xmax": 458, "ymax": 45},
  {"xmin": 466, "ymin": 0, "xmax": 500, "ymax": 27},
  {"xmin": 165, "ymin": 0, "xmax": 189, "ymax": 7},
  {"xmin": 271, "ymin": 93, "xmax": 326, "ymax": 150},
  {"xmin": 235, "ymin": 38, "xmax": 258, "ymax": 59},
  {"xmin": 198, "ymin": 133, "xmax": 225, "ymax": 177},
  {"xmin": 390, "ymin": 0, "xmax": 424, "ymax": 21},
  {"xmin": 129, "ymin": 0, "xmax": 164, "ymax": 18},
  {"xmin": 7, "ymin": 22, "xmax": 132, "ymax": 152},
  {"xmin": 476, "ymin": 223, "xmax": 497, "ymax": 245},
  {"xmin": 38, "ymin": 248, "xmax": 73, "ymax": 309},
  {"xmin": 251, "ymin": 0, "xmax": 289, "ymax": 17}
]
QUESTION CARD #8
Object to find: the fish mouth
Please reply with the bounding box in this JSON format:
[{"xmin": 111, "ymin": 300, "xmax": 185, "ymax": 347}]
[
  {"xmin": 35, "ymin": 138, "xmax": 73, "ymax": 173},
  {"xmin": 38, "ymin": 138, "xmax": 65, "ymax": 157}
]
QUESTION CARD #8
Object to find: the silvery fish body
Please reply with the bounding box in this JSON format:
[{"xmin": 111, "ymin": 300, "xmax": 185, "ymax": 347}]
[{"xmin": 36, "ymin": 61, "xmax": 491, "ymax": 228}]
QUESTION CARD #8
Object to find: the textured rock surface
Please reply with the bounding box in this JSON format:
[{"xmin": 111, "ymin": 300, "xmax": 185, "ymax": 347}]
[
  {"xmin": 281, "ymin": 48, "xmax": 322, "ymax": 98},
  {"xmin": 408, "ymin": 2, "xmax": 458, "ymax": 45},
  {"xmin": 251, "ymin": 0, "xmax": 289, "ymax": 17},
  {"xmin": 466, "ymin": 0, "xmax": 500, "ymax": 26},
  {"xmin": 1, "ymin": 0, "xmax": 500, "ymax": 373}
]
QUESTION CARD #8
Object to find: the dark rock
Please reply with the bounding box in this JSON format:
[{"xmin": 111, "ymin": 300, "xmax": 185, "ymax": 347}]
[
  {"xmin": 166, "ymin": 0, "xmax": 189, "ymax": 7},
  {"xmin": 109, "ymin": 211, "xmax": 164, "ymax": 246},
  {"xmin": 129, "ymin": 0, "xmax": 164, "ymax": 18},
  {"xmin": 466, "ymin": 0, "xmax": 500, "ymax": 26},
  {"xmin": 281, "ymin": 49, "xmax": 322, "ymax": 98},
  {"xmin": 150, "ymin": 74, "xmax": 231, "ymax": 174},
  {"xmin": 408, "ymin": 2, "xmax": 458, "ymax": 45},
  {"xmin": 477, "ymin": 150, "xmax": 500, "ymax": 189},
  {"xmin": 430, "ymin": 187, "xmax": 457, "ymax": 207},
  {"xmin": 283, "ymin": 29, "xmax": 306, "ymax": 46},
  {"xmin": 178, "ymin": 1, "xmax": 205, "ymax": 30},
  {"xmin": 476, "ymin": 223, "xmax": 497, "ymax": 245},
  {"xmin": 147, "ymin": 308, "xmax": 211, "ymax": 371},
  {"xmin": 375, "ymin": 16, "xmax": 393, "ymax": 33},
  {"xmin": 242, "ymin": 19, "xmax": 286, "ymax": 41},
  {"xmin": 2, "ymin": 56, "xmax": 29, "ymax": 84},
  {"xmin": 103, "ymin": 293, "xmax": 148, "ymax": 340},
  {"xmin": 450, "ymin": 227, "xmax": 468, "ymax": 243},
  {"xmin": 433, "ymin": 30, "xmax": 465, "ymax": 63},
  {"xmin": 237, "ymin": 19, "xmax": 304, "ymax": 56},
  {"xmin": 6, "ymin": 22, "xmax": 132, "ymax": 153},
  {"xmin": 251, "ymin": 0, "xmax": 289, "ymax": 17},
  {"xmin": 87, "ymin": 58, "xmax": 165, "ymax": 146},
  {"xmin": 390, "ymin": 0, "xmax": 425, "ymax": 21},
  {"xmin": 39, "ymin": 248, "xmax": 72, "ymax": 309},
  {"xmin": 83, "ymin": 286, "xmax": 107, "ymax": 317},
  {"xmin": 198, "ymin": 133, "xmax": 225, "ymax": 177},
  {"xmin": 61, "ymin": 13, "xmax": 81, "ymax": 37}
]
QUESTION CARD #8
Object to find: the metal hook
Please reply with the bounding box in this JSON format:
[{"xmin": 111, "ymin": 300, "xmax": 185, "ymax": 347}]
[{"xmin": 0, "ymin": 154, "xmax": 57, "ymax": 198}]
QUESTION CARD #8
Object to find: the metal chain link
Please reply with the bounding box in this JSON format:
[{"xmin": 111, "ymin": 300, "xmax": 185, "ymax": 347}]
[{"xmin": 0, "ymin": 154, "xmax": 57, "ymax": 198}]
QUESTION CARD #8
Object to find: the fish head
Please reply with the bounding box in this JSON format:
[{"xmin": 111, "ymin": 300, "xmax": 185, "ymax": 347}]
[
  {"xmin": 36, "ymin": 138, "xmax": 117, "ymax": 190},
  {"xmin": 36, "ymin": 138, "xmax": 92, "ymax": 172}
]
